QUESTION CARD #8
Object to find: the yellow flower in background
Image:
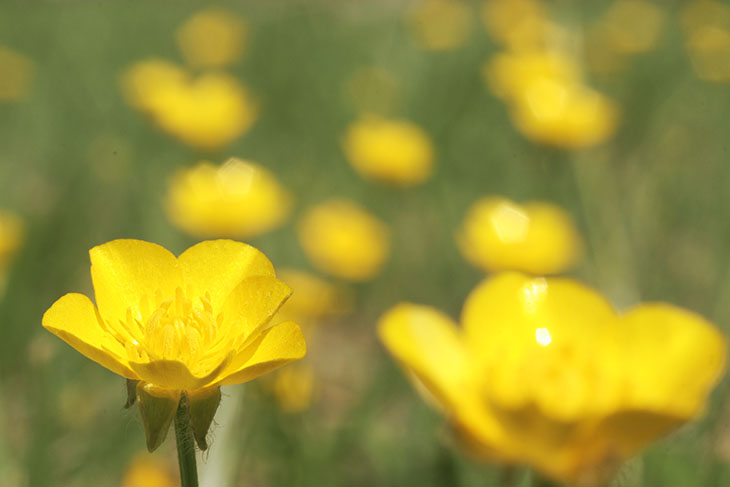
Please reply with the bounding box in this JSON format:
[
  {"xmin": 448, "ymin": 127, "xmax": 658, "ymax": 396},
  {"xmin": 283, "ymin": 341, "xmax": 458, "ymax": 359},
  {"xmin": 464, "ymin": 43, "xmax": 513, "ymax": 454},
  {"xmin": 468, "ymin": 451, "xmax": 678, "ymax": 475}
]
[
  {"xmin": 43, "ymin": 239, "xmax": 306, "ymax": 449},
  {"xmin": 272, "ymin": 363, "xmax": 315, "ymax": 413},
  {"xmin": 0, "ymin": 210, "xmax": 24, "ymax": 293},
  {"xmin": 166, "ymin": 158, "xmax": 292, "ymax": 239},
  {"xmin": 482, "ymin": 0, "xmax": 560, "ymax": 52},
  {"xmin": 176, "ymin": 9, "xmax": 248, "ymax": 68},
  {"xmin": 485, "ymin": 50, "xmax": 619, "ymax": 149},
  {"xmin": 406, "ymin": 0, "xmax": 472, "ymax": 52},
  {"xmin": 276, "ymin": 269, "xmax": 351, "ymax": 326},
  {"xmin": 122, "ymin": 61, "xmax": 257, "ymax": 150},
  {"xmin": 343, "ymin": 117, "xmax": 435, "ymax": 187},
  {"xmin": 298, "ymin": 199, "xmax": 390, "ymax": 282},
  {"xmin": 456, "ymin": 196, "xmax": 581, "ymax": 275},
  {"xmin": 344, "ymin": 66, "xmax": 400, "ymax": 115},
  {"xmin": 121, "ymin": 454, "xmax": 176, "ymax": 487},
  {"xmin": 379, "ymin": 273, "xmax": 726, "ymax": 485},
  {"xmin": 681, "ymin": 1, "xmax": 730, "ymax": 83},
  {"xmin": 0, "ymin": 46, "xmax": 34, "ymax": 101}
]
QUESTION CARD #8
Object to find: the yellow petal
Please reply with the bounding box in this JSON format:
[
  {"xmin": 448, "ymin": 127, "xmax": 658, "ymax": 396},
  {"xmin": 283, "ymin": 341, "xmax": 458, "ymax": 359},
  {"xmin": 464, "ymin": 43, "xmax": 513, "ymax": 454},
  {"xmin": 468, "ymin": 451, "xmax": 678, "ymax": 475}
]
[
  {"xmin": 215, "ymin": 321, "xmax": 306, "ymax": 386},
  {"xmin": 178, "ymin": 239, "xmax": 275, "ymax": 312},
  {"xmin": 90, "ymin": 239, "xmax": 181, "ymax": 325},
  {"xmin": 220, "ymin": 275, "xmax": 292, "ymax": 350},
  {"xmin": 129, "ymin": 356, "xmax": 230, "ymax": 391},
  {"xmin": 620, "ymin": 303, "xmax": 727, "ymax": 417},
  {"xmin": 42, "ymin": 293, "xmax": 136, "ymax": 378}
]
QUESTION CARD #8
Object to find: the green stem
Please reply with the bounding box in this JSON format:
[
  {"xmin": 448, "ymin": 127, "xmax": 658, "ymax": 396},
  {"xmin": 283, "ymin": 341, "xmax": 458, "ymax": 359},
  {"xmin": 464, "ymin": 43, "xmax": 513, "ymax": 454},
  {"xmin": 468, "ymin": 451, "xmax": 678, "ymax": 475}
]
[{"xmin": 174, "ymin": 394, "xmax": 199, "ymax": 487}]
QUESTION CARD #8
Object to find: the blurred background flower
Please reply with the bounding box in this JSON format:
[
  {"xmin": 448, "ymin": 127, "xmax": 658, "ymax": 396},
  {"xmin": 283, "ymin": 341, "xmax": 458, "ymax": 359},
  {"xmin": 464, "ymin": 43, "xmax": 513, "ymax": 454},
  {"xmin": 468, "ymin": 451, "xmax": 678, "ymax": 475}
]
[
  {"xmin": 0, "ymin": 46, "xmax": 34, "ymax": 101},
  {"xmin": 406, "ymin": 0, "xmax": 473, "ymax": 52},
  {"xmin": 176, "ymin": 8, "xmax": 248, "ymax": 69},
  {"xmin": 165, "ymin": 158, "xmax": 291, "ymax": 239},
  {"xmin": 0, "ymin": 210, "xmax": 23, "ymax": 296},
  {"xmin": 121, "ymin": 454, "xmax": 176, "ymax": 487}
]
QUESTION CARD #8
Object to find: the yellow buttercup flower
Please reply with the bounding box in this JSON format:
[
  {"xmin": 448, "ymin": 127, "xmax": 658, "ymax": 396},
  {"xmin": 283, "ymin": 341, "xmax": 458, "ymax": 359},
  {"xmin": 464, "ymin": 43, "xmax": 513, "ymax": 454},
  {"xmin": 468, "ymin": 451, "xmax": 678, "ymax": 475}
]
[
  {"xmin": 681, "ymin": 1, "xmax": 730, "ymax": 83},
  {"xmin": 456, "ymin": 196, "xmax": 581, "ymax": 275},
  {"xmin": 481, "ymin": 0, "xmax": 560, "ymax": 52},
  {"xmin": 272, "ymin": 363, "xmax": 315, "ymax": 413},
  {"xmin": 406, "ymin": 0, "xmax": 472, "ymax": 52},
  {"xmin": 0, "ymin": 46, "xmax": 34, "ymax": 101},
  {"xmin": 298, "ymin": 199, "xmax": 390, "ymax": 282},
  {"xmin": 379, "ymin": 273, "xmax": 726, "ymax": 485},
  {"xmin": 0, "ymin": 210, "xmax": 24, "ymax": 294},
  {"xmin": 121, "ymin": 454, "xmax": 176, "ymax": 487},
  {"xmin": 176, "ymin": 8, "xmax": 247, "ymax": 68},
  {"xmin": 43, "ymin": 239, "xmax": 306, "ymax": 449},
  {"xmin": 165, "ymin": 158, "xmax": 292, "ymax": 239},
  {"xmin": 485, "ymin": 50, "xmax": 619, "ymax": 149},
  {"xmin": 122, "ymin": 61, "xmax": 257, "ymax": 150},
  {"xmin": 343, "ymin": 117, "xmax": 435, "ymax": 187}
]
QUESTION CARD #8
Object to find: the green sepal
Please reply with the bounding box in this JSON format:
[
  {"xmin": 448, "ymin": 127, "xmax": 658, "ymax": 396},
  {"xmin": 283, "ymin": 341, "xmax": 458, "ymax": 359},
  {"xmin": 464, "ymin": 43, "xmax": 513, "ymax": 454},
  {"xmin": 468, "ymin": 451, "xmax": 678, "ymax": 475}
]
[
  {"xmin": 124, "ymin": 379, "xmax": 139, "ymax": 409},
  {"xmin": 137, "ymin": 382, "xmax": 181, "ymax": 452},
  {"xmin": 188, "ymin": 387, "xmax": 222, "ymax": 451}
]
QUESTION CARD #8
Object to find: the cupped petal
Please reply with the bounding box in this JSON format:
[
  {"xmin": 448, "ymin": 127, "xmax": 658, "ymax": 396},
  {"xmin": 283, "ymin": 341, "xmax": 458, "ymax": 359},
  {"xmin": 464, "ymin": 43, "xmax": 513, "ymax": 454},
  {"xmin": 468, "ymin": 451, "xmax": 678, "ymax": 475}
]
[
  {"xmin": 620, "ymin": 303, "xmax": 727, "ymax": 417},
  {"xmin": 129, "ymin": 356, "xmax": 230, "ymax": 392},
  {"xmin": 220, "ymin": 275, "xmax": 292, "ymax": 351},
  {"xmin": 90, "ymin": 239, "xmax": 181, "ymax": 325},
  {"xmin": 42, "ymin": 293, "xmax": 136, "ymax": 378},
  {"xmin": 214, "ymin": 321, "xmax": 306, "ymax": 386},
  {"xmin": 178, "ymin": 239, "xmax": 275, "ymax": 312}
]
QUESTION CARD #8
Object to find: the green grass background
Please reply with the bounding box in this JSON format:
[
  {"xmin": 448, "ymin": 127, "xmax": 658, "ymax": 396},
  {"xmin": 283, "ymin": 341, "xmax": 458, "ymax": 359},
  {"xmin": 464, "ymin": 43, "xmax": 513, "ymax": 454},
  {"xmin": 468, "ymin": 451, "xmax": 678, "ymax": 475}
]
[{"xmin": 1, "ymin": 1, "xmax": 730, "ymax": 486}]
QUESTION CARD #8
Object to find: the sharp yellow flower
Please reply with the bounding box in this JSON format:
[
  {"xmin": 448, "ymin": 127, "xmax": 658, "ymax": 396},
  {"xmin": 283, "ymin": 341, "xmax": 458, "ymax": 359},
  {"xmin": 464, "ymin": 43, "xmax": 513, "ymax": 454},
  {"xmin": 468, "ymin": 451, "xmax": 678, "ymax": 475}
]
[
  {"xmin": 379, "ymin": 273, "xmax": 726, "ymax": 485},
  {"xmin": 122, "ymin": 454, "xmax": 176, "ymax": 487},
  {"xmin": 681, "ymin": 0, "xmax": 730, "ymax": 82},
  {"xmin": 485, "ymin": 50, "xmax": 619, "ymax": 149},
  {"xmin": 121, "ymin": 61, "xmax": 257, "ymax": 150},
  {"xmin": 343, "ymin": 117, "xmax": 435, "ymax": 187},
  {"xmin": 176, "ymin": 8, "xmax": 247, "ymax": 68},
  {"xmin": 298, "ymin": 199, "xmax": 390, "ymax": 282},
  {"xmin": 42, "ymin": 239, "xmax": 306, "ymax": 450},
  {"xmin": 406, "ymin": 0, "xmax": 472, "ymax": 52},
  {"xmin": 456, "ymin": 196, "xmax": 581, "ymax": 275},
  {"xmin": 0, "ymin": 46, "xmax": 34, "ymax": 101},
  {"xmin": 165, "ymin": 158, "xmax": 292, "ymax": 239}
]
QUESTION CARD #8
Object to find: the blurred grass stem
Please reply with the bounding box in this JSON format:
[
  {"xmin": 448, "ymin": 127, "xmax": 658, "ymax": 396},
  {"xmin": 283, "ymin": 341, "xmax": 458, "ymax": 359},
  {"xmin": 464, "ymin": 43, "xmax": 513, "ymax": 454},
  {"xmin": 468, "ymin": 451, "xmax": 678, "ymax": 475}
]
[{"xmin": 174, "ymin": 395, "xmax": 199, "ymax": 487}]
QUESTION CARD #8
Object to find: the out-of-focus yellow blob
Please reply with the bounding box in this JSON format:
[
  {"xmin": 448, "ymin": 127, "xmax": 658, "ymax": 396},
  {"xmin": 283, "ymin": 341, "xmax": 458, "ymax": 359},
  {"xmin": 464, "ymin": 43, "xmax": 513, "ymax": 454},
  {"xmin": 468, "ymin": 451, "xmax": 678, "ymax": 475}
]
[
  {"xmin": 0, "ymin": 46, "xmax": 34, "ymax": 101},
  {"xmin": 298, "ymin": 199, "xmax": 390, "ymax": 282},
  {"xmin": 121, "ymin": 61, "xmax": 257, "ymax": 150},
  {"xmin": 0, "ymin": 211, "xmax": 24, "ymax": 294},
  {"xmin": 456, "ymin": 196, "xmax": 581, "ymax": 275},
  {"xmin": 407, "ymin": 0, "xmax": 472, "ymax": 52},
  {"xmin": 277, "ymin": 269, "xmax": 351, "ymax": 326},
  {"xmin": 176, "ymin": 8, "xmax": 247, "ymax": 68},
  {"xmin": 121, "ymin": 454, "xmax": 176, "ymax": 487},
  {"xmin": 272, "ymin": 363, "xmax": 315, "ymax": 413},
  {"xmin": 344, "ymin": 66, "xmax": 399, "ymax": 115},
  {"xmin": 485, "ymin": 50, "xmax": 619, "ymax": 149},
  {"xmin": 379, "ymin": 273, "xmax": 727, "ymax": 485},
  {"xmin": 166, "ymin": 158, "xmax": 291, "ymax": 239},
  {"xmin": 482, "ymin": 0, "xmax": 560, "ymax": 51},
  {"xmin": 681, "ymin": 1, "xmax": 730, "ymax": 82},
  {"xmin": 343, "ymin": 117, "xmax": 435, "ymax": 187}
]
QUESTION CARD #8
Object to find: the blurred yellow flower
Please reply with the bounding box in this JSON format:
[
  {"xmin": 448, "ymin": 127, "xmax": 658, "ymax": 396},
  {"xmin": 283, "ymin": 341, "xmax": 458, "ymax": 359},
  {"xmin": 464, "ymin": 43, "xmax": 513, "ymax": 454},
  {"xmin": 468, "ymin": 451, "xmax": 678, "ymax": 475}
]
[
  {"xmin": 486, "ymin": 50, "xmax": 619, "ymax": 149},
  {"xmin": 343, "ymin": 117, "xmax": 435, "ymax": 187},
  {"xmin": 406, "ymin": 0, "xmax": 472, "ymax": 52},
  {"xmin": 681, "ymin": 1, "xmax": 730, "ymax": 82},
  {"xmin": 344, "ymin": 66, "xmax": 399, "ymax": 115},
  {"xmin": 176, "ymin": 9, "xmax": 247, "ymax": 68},
  {"xmin": 277, "ymin": 269, "xmax": 351, "ymax": 326},
  {"xmin": 298, "ymin": 199, "xmax": 390, "ymax": 282},
  {"xmin": 379, "ymin": 272, "xmax": 726, "ymax": 485},
  {"xmin": 121, "ymin": 454, "xmax": 176, "ymax": 487},
  {"xmin": 272, "ymin": 362, "xmax": 315, "ymax": 413},
  {"xmin": 456, "ymin": 196, "xmax": 581, "ymax": 275},
  {"xmin": 0, "ymin": 46, "xmax": 34, "ymax": 101},
  {"xmin": 482, "ymin": 0, "xmax": 560, "ymax": 51},
  {"xmin": 166, "ymin": 158, "xmax": 292, "ymax": 239},
  {"xmin": 0, "ymin": 210, "xmax": 24, "ymax": 293},
  {"xmin": 43, "ymin": 239, "xmax": 306, "ymax": 448},
  {"xmin": 122, "ymin": 61, "xmax": 257, "ymax": 150}
]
